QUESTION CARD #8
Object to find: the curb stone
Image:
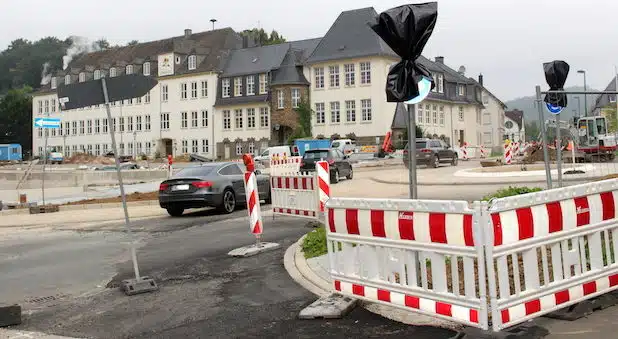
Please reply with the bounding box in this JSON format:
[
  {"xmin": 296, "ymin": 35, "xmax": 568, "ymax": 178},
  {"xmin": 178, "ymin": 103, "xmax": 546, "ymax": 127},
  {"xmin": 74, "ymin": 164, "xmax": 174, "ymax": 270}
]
[
  {"xmin": 0, "ymin": 200, "xmax": 159, "ymax": 216},
  {"xmin": 370, "ymin": 176, "xmax": 603, "ymax": 187},
  {"xmin": 284, "ymin": 234, "xmax": 462, "ymax": 330},
  {"xmin": 0, "ymin": 329, "xmax": 81, "ymax": 338}
]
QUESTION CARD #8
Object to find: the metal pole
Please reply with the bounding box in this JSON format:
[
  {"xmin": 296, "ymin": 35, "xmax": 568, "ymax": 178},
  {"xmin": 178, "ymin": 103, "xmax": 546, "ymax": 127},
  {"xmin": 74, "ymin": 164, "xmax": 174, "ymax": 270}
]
[
  {"xmin": 556, "ymin": 114, "xmax": 562, "ymax": 187},
  {"xmin": 101, "ymin": 78, "xmax": 141, "ymax": 281},
  {"xmin": 583, "ymin": 74, "xmax": 588, "ymax": 117},
  {"xmin": 536, "ymin": 85, "xmax": 553, "ymax": 189},
  {"xmin": 406, "ymin": 104, "xmax": 418, "ymax": 199},
  {"xmin": 42, "ymin": 129, "xmax": 47, "ymax": 206}
]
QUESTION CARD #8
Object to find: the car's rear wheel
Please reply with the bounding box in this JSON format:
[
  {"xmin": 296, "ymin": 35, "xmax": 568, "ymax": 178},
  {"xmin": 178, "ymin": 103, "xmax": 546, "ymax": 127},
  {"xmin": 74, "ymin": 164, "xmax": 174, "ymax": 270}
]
[
  {"xmin": 431, "ymin": 155, "xmax": 439, "ymax": 168},
  {"xmin": 346, "ymin": 167, "xmax": 353, "ymax": 180},
  {"xmin": 166, "ymin": 207, "xmax": 184, "ymax": 217},
  {"xmin": 331, "ymin": 169, "xmax": 339, "ymax": 184},
  {"xmin": 219, "ymin": 189, "xmax": 236, "ymax": 214},
  {"xmin": 451, "ymin": 155, "xmax": 458, "ymax": 166}
]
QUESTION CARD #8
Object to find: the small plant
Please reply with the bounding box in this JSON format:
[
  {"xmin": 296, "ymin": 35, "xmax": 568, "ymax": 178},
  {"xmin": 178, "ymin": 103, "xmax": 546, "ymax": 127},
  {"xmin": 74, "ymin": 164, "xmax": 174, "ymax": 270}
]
[
  {"xmin": 482, "ymin": 186, "xmax": 543, "ymax": 201},
  {"xmin": 154, "ymin": 151, "xmax": 162, "ymax": 159},
  {"xmin": 302, "ymin": 226, "xmax": 328, "ymax": 259},
  {"xmin": 140, "ymin": 154, "xmax": 148, "ymax": 160},
  {"xmin": 330, "ymin": 133, "xmax": 341, "ymax": 141}
]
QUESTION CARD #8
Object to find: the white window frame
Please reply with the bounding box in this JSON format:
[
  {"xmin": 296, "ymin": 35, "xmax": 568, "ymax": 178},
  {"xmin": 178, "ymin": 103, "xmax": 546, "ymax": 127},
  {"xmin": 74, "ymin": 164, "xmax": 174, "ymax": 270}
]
[
  {"xmin": 181, "ymin": 83, "xmax": 188, "ymax": 100},
  {"xmin": 235, "ymin": 143, "xmax": 243, "ymax": 156},
  {"xmin": 259, "ymin": 107, "xmax": 269, "ymax": 128},
  {"xmin": 201, "ymin": 80, "xmax": 208, "ymax": 97},
  {"xmin": 136, "ymin": 116, "xmax": 142, "ymax": 131},
  {"xmin": 314, "ymin": 67, "xmax": 324, "ymax": 89},
  {"xmin": 161, "ymin": 113, "xmax": 170, "ymax": 130},
  {"xmin": 126, "ymin": 65, "xmax": 133, "ymax": 75},
  {"xmin": 437, "ymin": 74, "xmax": 444, "ymax": 93},
  {"xmin": 161, "ymin": 84, "xmax": 168, "ymax": 102},
  {"xmin": 145, "ymin": 91, "xmax": 150, "ymax": 104},
  {"xmin": 234, "ymin": 109, "xmax": 243, "ymax": 129},
  {"xmin": 79, "ymin": 72, "xmax": 85, "ymax": 82},
  {"xmin": 119, "ymin": 117, "xmax": 125, "ymax": 132},
  {"xmin": 145, "ymin": 115, "xmax": 151, "ymax": 131},
  {"xmin": 247, "ymin": 108, "xmax": 256, "ymax": 128},
  {"xmin": 439, "ymin": 106, "xmax": 445, "ymax": 126},
  {"xmin": 143, "ymin": 62, "xmax": 150, "ymax": 76},
  {"xmin": 201, "ymin": 110, "xmax": 208, "ymax": 127},
  {"xmin": 344, "ymin": 64, "xmax": 355, "ymax": 86},
  {"xmin": 202, "ymin": 139, "xmax": 209, "ymax": 153},
  {"xmin": 361, "ymin": 99, "xmax": 372, "ymax": 122},
  {"xmin": 51, "ymin": 77, "xmax": 57, "ymax": 89},
  {"xmin": 246, "ymin": 76, "xmax": 255, "ymax": 96},
  {"xmin": 65, "ymin": 75, "xmax": 71, "ymax": 85},
  {"xmin": 94, "ymin": 70, "xmax": 101, "ymax": 80},
  {"xmin": 127, "ymin": 117, "xmax": 133, "ymax": 132},
  {"xmin": 277, "ymin": 90, "xmax": 285, "ymax": 109},
  {"xmin": 291, "ymin": 88, "xmax": 301, "ymax": 108},
  {"xmin": 79, "ymin": 120, "xmax": 85, "ymax": 135},
  {"xmin": 234, "ymin": 77, "xmax": 242, "ymax": 96},
  {"xmin": 188, "ymin": 55, "xmax": 197, "ymax": 70},
  {"xmin": 417, "ymin": 105, "xmax": 424, "ymax": 124},
  {"xmin": 432, "ymin": 105, "xmax": 438, "ymax": 125},
  {"xmin": 192, "ymin": 139, "xmax": 199, "ymax": 153},
  {"xmin": 87, "ymin": 120, "xmax": 93, "ymax": 134},
  {"xmin": 329, "ymin": 65, "xmax": 340, "ymax": 88},
  {"xmin": 222, "ymin": 78, "xmax": 231, "ymax": 98},
  {"xmin": 223, "ymin": 110, "xmax": 231, "ymax": 130},
  {"xmin": 330, "ymin": 101, "xmax": 340, "ymax": 124},
  {"xmin": 458, "ymin": 106, "xmax": 464, "ymax": 121},
  {"xmin": 360, "ymin": 62, "xmax": 371, "ymax": 84},
  {"xmin": 315, "ymin": 103, "xmax": 325, "ymax": 124},
  {"xmin": 345, "ymin": 100, "xmax": 356, "ymax": 122},
  {"xmin": 191, "ymin": 111, "xmax": 198, "ymax": 128},
  {"xmin": 181, "ymin": 112, "xmax": 188, "ymax": 129},
  {"xmin": 109, "ymin": 67, "xmax": 116, "ymax": 77},
  {"xmin": 458, "ymin": 84, "xmax": 466, "ymax": 96},
  {"xmin": 248, "ymin": 142, "xmax": 255, "ymax": 155},
  {"xmin": 425, "ymin": 104, "xmax": 431, "ymax": 124},
  {"xmin": 259, "ymin": 74, "xmax": 268, "ymax": 94},
  {"xmin": 51, "ymin": 99, "xmax": 56, "ymax": 112},
  {"xmin": 191, "ymin": 82, "xmax": 198, "ymax": 99},
  {"xmin": 181, "ymin": 140, "xmax": 188, "ymax": 154}
]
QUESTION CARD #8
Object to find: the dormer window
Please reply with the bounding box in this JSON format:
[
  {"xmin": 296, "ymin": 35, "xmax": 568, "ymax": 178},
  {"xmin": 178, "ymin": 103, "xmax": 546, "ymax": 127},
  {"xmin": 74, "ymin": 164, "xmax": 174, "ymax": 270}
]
[
  {"xmin": 94, "ymin": 70, "xmax": 101, "ymax": 80},
  {"xmin": 110, "ymin": 67, "xmax": 116, "ymax": 77},
  {"xmin": 126, "ymin": 65, "xmax": 133, "ymax": 75},
  {"xmin": 50, "ymin": 77, "xmax": 57, "ymax": 89},
  {"xmin": 188, "ymin": 55, "xmax": 197, "ymax": 70},
  {"xmin": 143, "ymin": 62, "xmax": 151, "ymax": 76},
  {"xmin": 79, "ymin": 72, "xmax": 86, "ymax": 82},
  {"xmin": 65, "ymin": 75, "xmax": 71, "ymax": 85},
  {"xmin": 458, "ymin": 84, "xmax": 466, "ymax": 96}
]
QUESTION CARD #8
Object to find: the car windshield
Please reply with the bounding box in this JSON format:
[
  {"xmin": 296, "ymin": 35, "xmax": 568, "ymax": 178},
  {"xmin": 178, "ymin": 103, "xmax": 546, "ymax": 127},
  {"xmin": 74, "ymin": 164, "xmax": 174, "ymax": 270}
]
[
  {"xmin": 304, "ymin": 150, "xmax": 330, "ymax": 160},
  {"xmin": 174, "ymin": 166, "xmax": 216, "ymax": 177},
  {"xmin": 405, "ymin": 142, "xmax": 427, "ymax": 150},
  {"xmin": 331, "ymin": 142, "xmax": 340, "ymax": 148}
]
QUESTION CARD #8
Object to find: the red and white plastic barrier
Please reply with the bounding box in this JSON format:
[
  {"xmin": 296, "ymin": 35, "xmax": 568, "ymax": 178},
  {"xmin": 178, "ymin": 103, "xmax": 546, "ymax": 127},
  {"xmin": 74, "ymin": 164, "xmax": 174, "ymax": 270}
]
[
  {"xmin": 479, "ymin": 145, "xmax": 488, "ymax": 159},
  {"xmin": 461, "ymin": 142, "xmax": 469, "ymax": 160},
  {"xmin": 504, "ymin": 142, "xmax": 512, "ymax": 164},
  {"xmin": 270, "ymin": 154, "xmax": 302, "ymax": 176},
  {"xmin": 317, "ymin": 161, "xmax": 330, "ymax": 213},
  {"xmin": 244, "ymin": 169, "xmax": 263, "ymax": 235}
]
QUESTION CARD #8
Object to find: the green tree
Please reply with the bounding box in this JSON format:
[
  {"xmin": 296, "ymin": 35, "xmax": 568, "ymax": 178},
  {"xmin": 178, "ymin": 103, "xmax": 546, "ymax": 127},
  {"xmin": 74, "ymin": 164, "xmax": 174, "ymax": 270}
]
[
  {"xmin": 0, "ymin": 86, "xmax": 33, "ymax": 152},
  {"xmin": 600, "ymin": 106, "xmax": 618, "ymax": 132},
  {"xmin": 525, "ymin": 121, "xmax": 540, "ymax": 141},
  {"xmin": 287, "ymin": 99, "xmax": 313, "ymax": 144},
  {"xmin": 240, "ymin": 28, "xmax": 287, "ymax": 46},
  {"xmin": 126, "ymin": 40, "xmax": 139, "ymax": 46}
]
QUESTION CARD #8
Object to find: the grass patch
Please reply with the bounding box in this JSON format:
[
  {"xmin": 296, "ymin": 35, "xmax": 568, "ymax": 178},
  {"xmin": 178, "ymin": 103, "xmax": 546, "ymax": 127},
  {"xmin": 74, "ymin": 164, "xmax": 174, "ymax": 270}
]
[
  {"xmin": 482, "ymin": 186, "xmax": 543, "ymax": 201},
  {"xmin": 302, "ymin": 226, "xmax": 328, "ymax": 259}
]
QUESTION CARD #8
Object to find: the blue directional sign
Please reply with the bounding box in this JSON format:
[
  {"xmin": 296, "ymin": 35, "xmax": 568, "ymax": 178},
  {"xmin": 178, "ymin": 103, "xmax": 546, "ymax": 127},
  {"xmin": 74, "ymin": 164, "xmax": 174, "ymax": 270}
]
[
  {"xmin": 405, "ymin": 76, "xmax": 433, "ymax": 105},
  {"xmin": 34, "ymin": 117, "xmax": 61, "ymax": 129},
  {"xmin": 545, "ymin": 102, "xmax": 564, "ymax": 115}
]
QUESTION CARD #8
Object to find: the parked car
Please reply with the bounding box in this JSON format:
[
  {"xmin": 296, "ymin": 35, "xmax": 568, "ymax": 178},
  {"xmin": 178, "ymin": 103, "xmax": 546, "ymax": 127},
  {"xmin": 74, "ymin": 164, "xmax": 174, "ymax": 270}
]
[
  {"xmin": 158, "ymin": 162, "xmax": 271, "ymax": 217},
  {"xmin": 403, "ymin": 139, "xmax": 458, "ymax": 169},
  {"xmin": 298, "ymin": 148, "xmax": 353, "ymax": 184},
  {"xmin": 331, "ymin": 139, "xmax": 357, "ymax": 155},
  {"xmin": 253, "ymin": 145, "xmax": 300, "ymax": 164}
]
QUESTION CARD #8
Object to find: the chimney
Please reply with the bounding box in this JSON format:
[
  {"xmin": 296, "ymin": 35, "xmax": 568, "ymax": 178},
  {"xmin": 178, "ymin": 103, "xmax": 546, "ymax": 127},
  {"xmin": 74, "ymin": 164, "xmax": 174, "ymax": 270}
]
[
  {"xmin": 435, "ymin": 56, "xmax": 444, "ymax": 64},
  {"xmin": 184, "ymin": 29, "xmax": 192, "ymax": 39},
  {"xmin": 478, "ymin": 74, "xmax": 484, "ymax": 86}
]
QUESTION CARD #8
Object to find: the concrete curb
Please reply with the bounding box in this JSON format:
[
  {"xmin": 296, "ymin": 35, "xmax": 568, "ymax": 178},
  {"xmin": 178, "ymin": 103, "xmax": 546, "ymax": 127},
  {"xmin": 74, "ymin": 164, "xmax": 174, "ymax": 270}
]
[
  {"xmin": 0, "ymin": 200, "xmax": 159, "ymax": 215},
  {"xmin": 0, "ymin": 328, "xmax": 80, "ymax": 338},
  {"xmin": 370, "ymin": 175, "xmax": 605, "ymax": 187},
  {"xmin": 284, "ymin": 234, "xmax": 462, "ymax": 330}
]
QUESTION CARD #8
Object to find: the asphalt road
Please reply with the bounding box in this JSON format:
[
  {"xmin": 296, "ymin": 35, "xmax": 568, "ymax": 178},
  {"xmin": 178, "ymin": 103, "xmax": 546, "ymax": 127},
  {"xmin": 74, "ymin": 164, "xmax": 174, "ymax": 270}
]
[{"xmin": 7, "ymin": 208, "xmax": 456, "ymax": 339}]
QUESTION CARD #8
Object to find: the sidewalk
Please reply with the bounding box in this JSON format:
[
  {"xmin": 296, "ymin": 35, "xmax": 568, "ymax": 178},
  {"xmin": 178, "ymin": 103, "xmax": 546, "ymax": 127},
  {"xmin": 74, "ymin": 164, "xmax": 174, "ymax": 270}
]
[{"xmin": 0, "ymin": 329, "xmax": 78, "ymax": 338}]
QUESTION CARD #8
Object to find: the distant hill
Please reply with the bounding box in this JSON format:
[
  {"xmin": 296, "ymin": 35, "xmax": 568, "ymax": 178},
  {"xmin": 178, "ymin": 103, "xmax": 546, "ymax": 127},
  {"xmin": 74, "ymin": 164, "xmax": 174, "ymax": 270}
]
[{"xmin": 505, "ymin": 86, "xmax": 599, "ymax": 122}]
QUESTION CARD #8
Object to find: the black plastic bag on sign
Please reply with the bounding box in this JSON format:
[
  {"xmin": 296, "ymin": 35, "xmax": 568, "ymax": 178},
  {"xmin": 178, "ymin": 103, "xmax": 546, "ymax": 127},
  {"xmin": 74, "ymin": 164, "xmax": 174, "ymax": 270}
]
[
  {"xmin": 369, "ymin": 2, "xmax": 438, "ymax": 102},
  {"xmin": 543, "ymin": 60, "xmax": 570, "ymax": 108}
]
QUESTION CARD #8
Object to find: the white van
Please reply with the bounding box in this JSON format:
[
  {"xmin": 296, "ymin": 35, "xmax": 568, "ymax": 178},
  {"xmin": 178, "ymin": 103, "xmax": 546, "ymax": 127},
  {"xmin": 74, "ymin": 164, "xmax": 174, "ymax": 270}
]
[
  {"xmin": 254, "ymin": 145, "xmax": 299, "ymax": 163},
  {"xmin": 331, "ymin": 139, "xmax": 356, "ymax": 154}
]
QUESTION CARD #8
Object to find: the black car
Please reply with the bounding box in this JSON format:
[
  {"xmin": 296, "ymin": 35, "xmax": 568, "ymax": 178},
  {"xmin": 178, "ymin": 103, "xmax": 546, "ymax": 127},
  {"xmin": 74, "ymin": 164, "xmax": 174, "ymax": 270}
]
[
  {"xmin": 159, "ymin": 162, "xmax": 271, "ymax": 217},
  {"xmin": 299, "ymin": 148, "xmax": 353, "ymax": 184},
  {"xmin": 403, "ymin": 139, "xmax": 458, "ymax": 169}
]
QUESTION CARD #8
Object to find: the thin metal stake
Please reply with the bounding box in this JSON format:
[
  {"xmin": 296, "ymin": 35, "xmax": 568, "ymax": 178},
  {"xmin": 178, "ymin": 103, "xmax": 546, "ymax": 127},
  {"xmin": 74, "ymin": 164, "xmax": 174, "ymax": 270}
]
[
  {"xmin": 42, "ymin": 129, "xmax": 47, "ymax": 206},
  {"xmin": 536, "ymin": 85, "xmax": 553, "ymax": 189},
  {"xmin": 406, "ymin": 104, "xmax": 418, "ymax": 199},
  {"xmin": 556, "ymin": 113, "xmax": 563, "ymax": 187},
  {"xmin": 101, "ymin": 78, "xmax": 141, "ymax": 281}
]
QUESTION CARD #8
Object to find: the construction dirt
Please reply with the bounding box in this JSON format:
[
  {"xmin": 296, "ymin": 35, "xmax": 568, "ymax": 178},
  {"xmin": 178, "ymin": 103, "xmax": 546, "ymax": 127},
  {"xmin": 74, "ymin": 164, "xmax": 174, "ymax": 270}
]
[
  {"xmin": 62, "ymin": 191, "xmax": 158, "ymax": 205},
  {"xmin": 64, "ymin": 153, "xmax": 116, "ymax": 165}
]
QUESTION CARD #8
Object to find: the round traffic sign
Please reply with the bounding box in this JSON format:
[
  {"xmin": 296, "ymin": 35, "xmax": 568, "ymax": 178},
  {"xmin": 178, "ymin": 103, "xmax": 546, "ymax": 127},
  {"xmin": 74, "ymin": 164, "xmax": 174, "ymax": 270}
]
[{"xmin": 545, "ymin": 102, "xmax": 564, "ymax": 115}]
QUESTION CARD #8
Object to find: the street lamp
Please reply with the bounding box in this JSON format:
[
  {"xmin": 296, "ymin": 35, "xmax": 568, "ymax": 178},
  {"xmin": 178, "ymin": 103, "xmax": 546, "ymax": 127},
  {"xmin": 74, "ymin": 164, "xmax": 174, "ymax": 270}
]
[
  {"xmin": 577, "ymin": 70, "xmax": 588, "ymax": 116},
  {"xmin": 574, "ymin": 96, "xmax": 581, "ymax": 117}
]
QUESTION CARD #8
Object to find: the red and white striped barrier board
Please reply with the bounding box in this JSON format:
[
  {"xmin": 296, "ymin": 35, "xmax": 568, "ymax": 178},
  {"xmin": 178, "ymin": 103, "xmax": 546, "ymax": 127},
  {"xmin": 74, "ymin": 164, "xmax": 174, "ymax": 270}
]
[
  {"xmin": 317, "ymin": 161, "xmax": 330, "ymax": 214},
  {"xmin": 504, "ymin": 143, "xmax": 512, "ymax": 164},
  {"xmin": 479, "ymin": 145, "xmax": 488, "ymax": 159},
  {"xmin": 326, "ymin": 198, "xmax": 488, "ymax": 330},
  {"xmin": 270, "ymin": 155, "xmax": 302, "ymax": 176},
  {"xmin": 485, "ymin": 179, "xmax": 618, "ymax": 331},
  {"xmin": 244, "ymin": 171, "xmax": 263, "ymax": 235},
  {"xmin": 270, "ymin": 172, "xmax": 320, "ymax": 219},
  {"xmin": 462, "ymin": 143, "xmax": 469, "ymax": 160}
]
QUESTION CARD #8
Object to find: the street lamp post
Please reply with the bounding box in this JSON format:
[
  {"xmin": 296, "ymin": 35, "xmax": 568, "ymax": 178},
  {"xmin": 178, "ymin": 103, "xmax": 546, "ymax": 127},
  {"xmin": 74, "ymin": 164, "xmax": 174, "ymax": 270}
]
[
  {"xmin": 578, "ymin": 70, "xmax": 588, "ymax": 116},
  {"xmin": 574, "ymin": 96, "xmax": 581, "ymax": 117}
]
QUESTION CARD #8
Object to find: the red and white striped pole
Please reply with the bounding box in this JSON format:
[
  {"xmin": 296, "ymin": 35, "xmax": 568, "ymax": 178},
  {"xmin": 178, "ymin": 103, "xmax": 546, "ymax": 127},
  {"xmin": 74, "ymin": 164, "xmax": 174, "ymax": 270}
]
[
  {"xmin": 242, "ymin": 154, "xmax": 263, "ymax": 247},
  {"xmin": 462, "ymin": 142, "xmax": 469, "ymax": 161},
  {"xmin": 316, "ymin": 160, "xmax": 330, "ymax": 217}
]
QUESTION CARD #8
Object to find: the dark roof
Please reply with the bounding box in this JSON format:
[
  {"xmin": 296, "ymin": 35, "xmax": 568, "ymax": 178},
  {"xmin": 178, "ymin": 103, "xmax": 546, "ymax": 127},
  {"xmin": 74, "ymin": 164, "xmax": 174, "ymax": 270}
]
[
  {"xmin": 593, "ymin": 76, "xmax": 617, "ymax": 110},
  {"xmin": 306, "ymin": 7, "xmax": 398, "ymax": 64},
  {"xmin": 505, "ymin": 109, "xmax": 524, "ymax": 129},
  {"xmin": 271, "ymin": 50, "xmax": 309, "ymax": 86},
  {"xmin": 391, "ymin": 103, "xmax": 408, "ymax": 129},
  {"xmin": 215, "ymin": 94, "xmax": 269, "ymax": 107}
]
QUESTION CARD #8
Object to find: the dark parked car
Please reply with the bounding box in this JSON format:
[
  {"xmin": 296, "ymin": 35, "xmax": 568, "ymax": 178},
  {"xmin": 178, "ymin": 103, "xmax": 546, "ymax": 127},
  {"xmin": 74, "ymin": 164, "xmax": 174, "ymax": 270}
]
[
  {"xmin": 403, "ymin": 139, "xmax": 458, "ymax": 169},
  {"xmin": 299, "ymin": 148, "xmax": 353, "ymax": 184},
  {"xmin": 158, "ymin": 162, "xmax": 271, "ymax": 217}
]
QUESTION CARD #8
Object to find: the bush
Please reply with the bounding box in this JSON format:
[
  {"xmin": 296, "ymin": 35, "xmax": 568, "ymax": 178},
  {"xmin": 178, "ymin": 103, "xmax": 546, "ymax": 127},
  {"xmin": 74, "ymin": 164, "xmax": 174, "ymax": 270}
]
[
  {"xmin": 482, "ymin": 186, "xmax": 543, "ymax": 201},
  {"xmin": 302, "ymin": 226, "xmax": 327, "ymax": 259}
]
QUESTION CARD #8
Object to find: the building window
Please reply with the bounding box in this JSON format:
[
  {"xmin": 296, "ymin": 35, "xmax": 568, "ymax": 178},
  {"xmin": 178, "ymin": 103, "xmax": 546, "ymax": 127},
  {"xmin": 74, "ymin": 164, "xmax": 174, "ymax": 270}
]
[
  {"xmin": 277, "ymin": 90, "xmax": 285, "ymax": 109},
  {"xmin": 181, "ymin": 83, "xmax": 188, "ymax": 100},
  {"xmin": 201, "ymin": 110, "xmax": 208, "ymax": 127},
  {"xmin": 181, "ymin": 112, "xmax": 188, "ymax": 129},
  {"xmin": 291, "ymin": 88, "xmax": 301, "ymax": 108},
  {"xmin": 483, "ymin": 94, "xmax": 489, "ymax": 105},
  {"xmin": 51, "ymin": 128, "xmax": 56, "ymax": 137},
  {"xmin": 315, "ymin": 103, "xmax": 325, "ymax": 124},
  {"xmin": 437, "ymin": 74, "xmax": 444, "ymax": 93},
  {"xmin": 236, "ymin": 143, "xmax": 243, "ymax": 156},
  {"xmin": 248, "ymin": 142, "xmax": 255, "ymax": 155},
  {"xmin": 234, "ymin": 77, "xmax": 242, "ymax": 96},
  {"xmin": 425, "ymin": 104, "xmax": 431, "ymax": 124},
  {"xmin": 458, "ymin": 106, "xmax": 464, "ymax": 121},
  {"xmin": 51, "ymin": 77, "xmax": 57, "ymax": 89},
  {"xmin": 72, "ymin": 121, "xmax": 77, "ymax": 135},
  {"xmin": 119, "ymin": 143, "xmax": 124, "ymax": 156},
  {"xmin": 458, "ymin": 84, "xmax": 466, "ymax": 96},
  {"xmin": 345, "ymin": 100, "xmax": 356, "ymax": 122},
  {"xmin": 260, "ymin": 107, "xmax": 269, "ymax": 127},
  {"xmin": 330, "ymin": 102, "xmax": 340, "ymax": 123},
  {"xmin": 419, "ymin": 106, "xmax": 429, "ymax": 124},
  {"xmin": 119, "ymin": 117, "xmax": 125, "ymax": 132},
  {"xmin": 144, "ymin": 91, "xmax": 150, "ymax": 104},
  {"xmin": 439, "ymin": 106, "xmax": 445, "ymax": 126},
  {"xmin": 361, "ymin": 99, "xmax": 372, "ymax": 122},
  {"xmin": 161, "ymin": 113, "xmax": 170, "ymax": 130},
  {"xmin": 234, "ymin": 109, "xmax": 243, "ymax": 129},
  {"xmin": 145, "ymin": 142, "xmax": 151, "ymax": 155},
  {"xmin": 51, "ymin": 99, "xmax": 56, "ymax": 112},
  {"xmin": 87, "ymin": 144, "xmax": 93, "ymax": 154},
  {"xmin": 259, "ymin": 74, "xmax": 268, "ymax": 94},
  {"xmin": 247, "ymin": 108, "xmax": 256, "ymax": 128},
  {"xmin": 329, "ymin": 65, "xmax": 340, "ymax": 87},
  {"xmin": 135, "ymin": 96, "xmax": 142, "ymax": 105},
  {"xmin": 87, "ymin": 120, "xmax": 93, "ymax": 134},
  {"xmin": 126, "ymin": 65, "xmax": 133, "ymax": 75},
  {"xmin": 145, "ymin": 115, "xmax": 151, "ymax": 131},
  {"xmin": 247, "ymin": 76, "xmax": 255, "ymax": 95},
  {"xmin": 344, "ymin": 64, "xmax": 355, "ymax": 86},
  {"xmin": 483, "ymin": 132, "xmax": 492, "ymax": 146},
  {"xmin": 37, "ymin": 128, "xmax": 42, "ymax": 138},
  {"xmin": 181, "ymin": 140, "xmax": 188, "ymax": 154},
  {"xmin": 314, "ymin": 67, "xmax": 324, "ymax": 89},
  {"xmin": 202, "ymin": 139, "xmax": 209, "ymax": 153},
  {"xmin": 37, "ymin": 100, "xmax": 42, "ymax": 114},
  {"xmin": 143, "ymin": 62, "xmax": 150, "ymax": 76},
  {"xmin": 188, "ymin": 55, "xmax": 197, "ymax": 70},
  {"xmin": 201, "ymin": 80, "xmax": 208, "ymax": 97},
  {"xmin": 65, "ymin": 75, "xmax": 71, "ymax": 85},
  {"xmin": 476, "ymin": 108, "xmax": 482, "ymax": 124},
  {"xmin": 136, "ymin": 116, "xmax": 142, "ymax": 131},
  {"xmin": 64, "ymin": 122, "xmax": 70, "ymax": 136},
  {"xmin": 222, "ymin": 78, "xmax": 231, "ymax": 98},
  {"xmin": 191, "ymin": 82, "xmax": 198, "ymax": 99},
  {"xmin": 112, "ymin": 118, "xmax": 116, "ymax": 132},
  {"xmin": 94, "ymin": 70, "xmax": 101, "ymax": 80},
  {"xmin": 192, "ymin": 139, "xmax": 199, "ymax": 153},
  {"xmin": 360, "ymin": 62, "xmax": 371, "ymax": 84},
  {"xmin": 79, "ymin": 120, "xmax": 85, "ymax": 135},
  {"xmin": 223, "ymin": 110, "xmax": 231, "ymax": 130},
  {"xmin": 432, "ymin": 105, "xmax": 438, "ymax": 125},
  {"xmin": 109, "ymin": 68, "xmax": 116, "ymax": 77},
  {"xmin": 44, "ymin": 100, "xmax": 49, "ymax": 113},
  {"xmin": 95, "ymin": 144, "xmax": 101, "ymax": 156},
  {"xmin": 191, "ymin": 111, "xmax": 198, "ymax": 128},
  {"xmin": 483, "ymin": 112, "xmax": 491, "ymax": 125},
  {"xmin": 79, "ymin": 72, "xmax": 85, "ymax": 82},
  {"xmin": 161, "ymin": 84, "xmax": 168, "ymax": 101}
]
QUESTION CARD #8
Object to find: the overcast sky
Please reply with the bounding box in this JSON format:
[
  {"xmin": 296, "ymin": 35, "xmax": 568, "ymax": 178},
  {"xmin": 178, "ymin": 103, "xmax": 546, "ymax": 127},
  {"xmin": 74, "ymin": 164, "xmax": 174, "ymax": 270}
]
[{"xmin": 2, "ymin": 0, "xmax": 617, "ymax": 101}]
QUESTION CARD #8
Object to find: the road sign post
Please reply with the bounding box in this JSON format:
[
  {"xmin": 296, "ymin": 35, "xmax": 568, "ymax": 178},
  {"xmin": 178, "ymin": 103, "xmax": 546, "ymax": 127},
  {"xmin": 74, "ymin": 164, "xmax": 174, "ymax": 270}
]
[{"xmin": 32, "ymin": 118, "xmax": 62, "ymax": 208}]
